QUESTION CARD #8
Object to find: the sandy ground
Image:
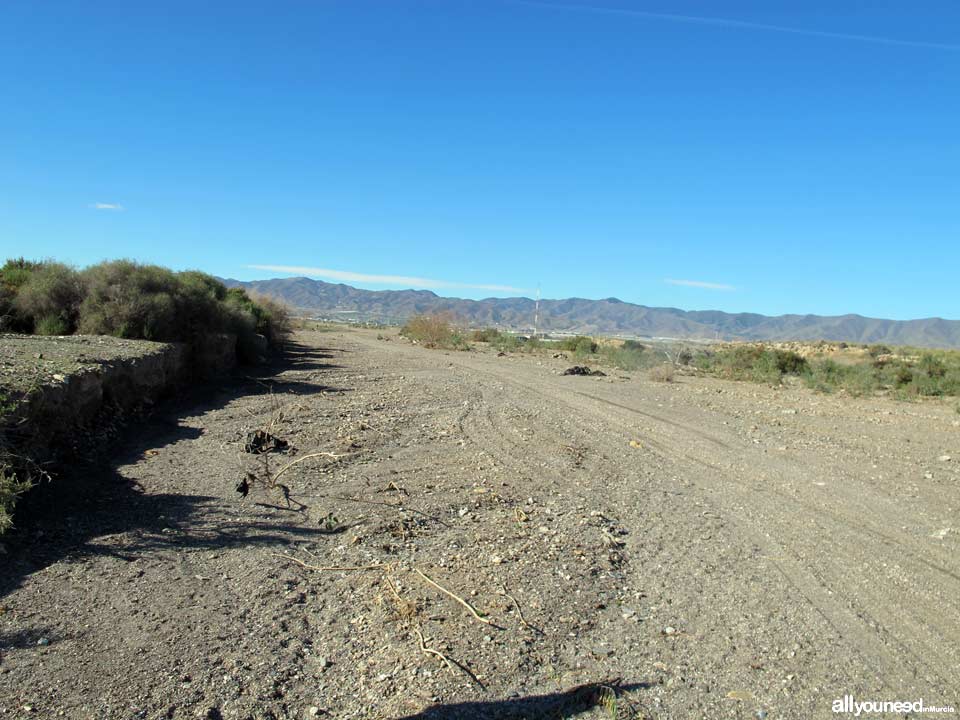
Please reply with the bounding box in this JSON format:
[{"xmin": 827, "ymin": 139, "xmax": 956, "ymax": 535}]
[{"xmin": 1, "ymin": 328, "xmax": 957, "ymax": 719}]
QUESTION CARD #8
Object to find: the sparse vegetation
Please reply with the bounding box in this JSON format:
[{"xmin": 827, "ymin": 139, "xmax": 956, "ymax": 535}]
[
  {"xmin": 469, "ymin": 327, "xmax": 502, "ymax": 343},
  {"xmin": 470, "ymin": 327, "xmax": 524, "ymax": 352},
  {"xmin": 695, "ymin": 345, "xmax": 808, "ymax": 385},
  {"xmin": 0, "ymin": 466, "xmax": 30, "ymax": 534},
  {"xmin": 597, "ymin": 344, "xmax": 650, "ymax": 371},
  {"xmin": 401, "ymin": 314, "xmax": 469, "ymax": 349},
  {"xmin": 692, "ymin": 343, "xmax": 960, "ymax": 399},
  {"xmin": 557, "ymin": 335, "xmax": 598, "ymax": 355}
]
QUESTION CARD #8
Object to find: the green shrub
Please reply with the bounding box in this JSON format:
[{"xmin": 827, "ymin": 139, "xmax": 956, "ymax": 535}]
[
  {"xmin": 521, "ymin": 336, "xmax": 544, "ymax": 352},
  {"xmin": 703, "ymin": 346, "xmax": 807, "ymax": 384},
  {"xmin": 774, "ymin": 350, "xmax": 808, "ymax": 375},
  {"xmin": 557, "ymin": 336, "xmax": 598, "ymax": 354},
  {"xmin": 0, "ymin": 258, "xmax": 41, "ymax": 291},
  {"xmin": 13, "ymin": 262, "xmax": 84, "ymax": 334},
  {"xmin": 599, "ymin": 345, "xmax": 647, "ymax": 371},
  {"xmin": 0, "ymin": 259, "xmax": 37, "ymax": 331},
  {"xmin": 35, "ymin": 315, "xmax": 70, "ymax": 336},
  {"xmin": 493, "ymin": 333, "xmax": 521, "ymax": 352},
  {"xmin": 918, "ymin": 353, "xmax": 947, "ymax": 379},
  {"xmin": 78, "ymin": 260, "xmax": 182, "ymax": 340},
  {"xmin": 698, "ymin": 342, "xmax": 960, "ymax": 401}
]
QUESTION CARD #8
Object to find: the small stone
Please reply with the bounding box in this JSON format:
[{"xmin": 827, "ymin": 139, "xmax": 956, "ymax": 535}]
[
  {"xmin": 938, "ymin": 455, "xmax": 952, "ymax": 462},
  {"xmin": 308, "ymin": 707, "xmax": 321, "ymax": 718},
  {"xmin": 36, "ymin": 637, "xmax": 49, "ymax": 647},
  {"xmin": 663, "ymin": 626, "xmax": 677, "ymax": 635}
]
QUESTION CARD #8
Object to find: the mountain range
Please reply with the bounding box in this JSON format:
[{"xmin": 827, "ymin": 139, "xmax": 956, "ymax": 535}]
[{"xmin": 223, "ymin": 276, "xmax": 960, "ymax": 348}]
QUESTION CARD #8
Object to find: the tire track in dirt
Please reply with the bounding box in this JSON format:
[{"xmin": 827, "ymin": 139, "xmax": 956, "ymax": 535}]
[{"xmin": 428, "ymin": 349, "xmax": 960, "ymax": 695}]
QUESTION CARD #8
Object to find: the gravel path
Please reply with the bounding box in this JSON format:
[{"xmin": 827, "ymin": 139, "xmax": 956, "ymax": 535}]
[{"xmin": 1, "ymin": 328, "xmax": 957, "ymax": 719}]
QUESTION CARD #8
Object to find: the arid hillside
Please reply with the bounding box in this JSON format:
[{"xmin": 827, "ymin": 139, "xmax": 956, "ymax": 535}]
[{"xmin": 224, "ymin": 276, "xmax": 960, "ymax": 348}]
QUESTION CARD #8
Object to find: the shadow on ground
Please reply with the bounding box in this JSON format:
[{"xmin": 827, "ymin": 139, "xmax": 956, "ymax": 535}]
[
  {"xmin": 0, "ymin": 340, "xmax": 348, "ymax": 599},
  {"xmin": 396, "ymin": 681, "xmax": 651, "ymax": 720}
]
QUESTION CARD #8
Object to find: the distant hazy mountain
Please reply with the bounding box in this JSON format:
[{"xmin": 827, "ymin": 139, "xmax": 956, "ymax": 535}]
[{"xmin": 224, "ymin": 276, "xmax": 960, "ymax": 348}]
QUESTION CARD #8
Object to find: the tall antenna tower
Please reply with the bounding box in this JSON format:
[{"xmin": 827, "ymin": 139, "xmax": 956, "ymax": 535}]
[{"xmin": 533, "ymin": 285, "xmax": 540, "ymax": 338}]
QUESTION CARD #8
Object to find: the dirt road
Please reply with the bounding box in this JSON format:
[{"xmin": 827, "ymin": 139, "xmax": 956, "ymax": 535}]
[{"xmin": 1, "ymin": 329, "xmax": 957, "ymax": 719}]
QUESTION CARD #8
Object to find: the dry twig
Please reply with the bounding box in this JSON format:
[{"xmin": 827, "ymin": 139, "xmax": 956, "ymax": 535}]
[
  {"xmin": 414, "ymin": 568, "xmax": 497, "ymax": 627},
  {"xmin": 271, "ymin": 451, "xmax": 356, "ymax": 485},
  {"xmin": 500, "ymin": 585, "xmax": 544, "ymax": 635},
  {"xmin": 414, "ymin": 628, "xmax": 484, "ymax": 689}
]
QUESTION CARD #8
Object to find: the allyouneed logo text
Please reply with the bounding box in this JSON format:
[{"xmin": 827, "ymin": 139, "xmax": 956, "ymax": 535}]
[{"xmin": 833, "ymin": 696, "xmax": 956, "ymax": 716}]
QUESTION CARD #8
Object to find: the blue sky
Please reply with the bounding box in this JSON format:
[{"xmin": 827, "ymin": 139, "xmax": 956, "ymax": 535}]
[{"xmin": 1, "ymin": 1, "xmax": 958, "ymax": 319}]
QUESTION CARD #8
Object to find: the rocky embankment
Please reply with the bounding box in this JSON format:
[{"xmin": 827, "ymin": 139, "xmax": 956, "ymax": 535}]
[{"xmin": 0, "ymin": 334, "xmax": 239, "ymax": 523}]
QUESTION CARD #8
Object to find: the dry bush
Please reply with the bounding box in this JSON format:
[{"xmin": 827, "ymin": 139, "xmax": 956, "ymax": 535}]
[
  {"xmin": 401, "ymin": 314, "xmax": 467, "ymax": 349},
  {"xmin": 0, "ymin": 466, "xmax": 30, "ymax": 534},
  {"xmin": 247, "ymin": 291, "xmax": 293, "ymax": 347},
  {"xmin": 648, "ymin": 363, "xmax": 675, "ymax": 382}
]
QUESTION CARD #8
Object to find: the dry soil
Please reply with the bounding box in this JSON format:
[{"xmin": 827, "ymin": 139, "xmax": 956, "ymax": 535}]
[{"xmin": 1, "ymin": 328, "xmax": 957, "ymax": 719}]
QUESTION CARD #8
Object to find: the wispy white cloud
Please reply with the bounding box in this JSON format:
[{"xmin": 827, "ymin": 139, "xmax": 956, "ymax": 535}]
[
  {"xmin": 89, "ymin": 202, "xmax": 124, "ymax": 211},
  {"xmin": 519, "ymin": 1, "xmax": 960, "ymax": 51},
  {"xmin": 247, "ymin": 264, "xmax": 529, "ymax": 294},
  {"xmin": 665, "ymin": 278, "xmax": 736, "ymax": 291}
]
